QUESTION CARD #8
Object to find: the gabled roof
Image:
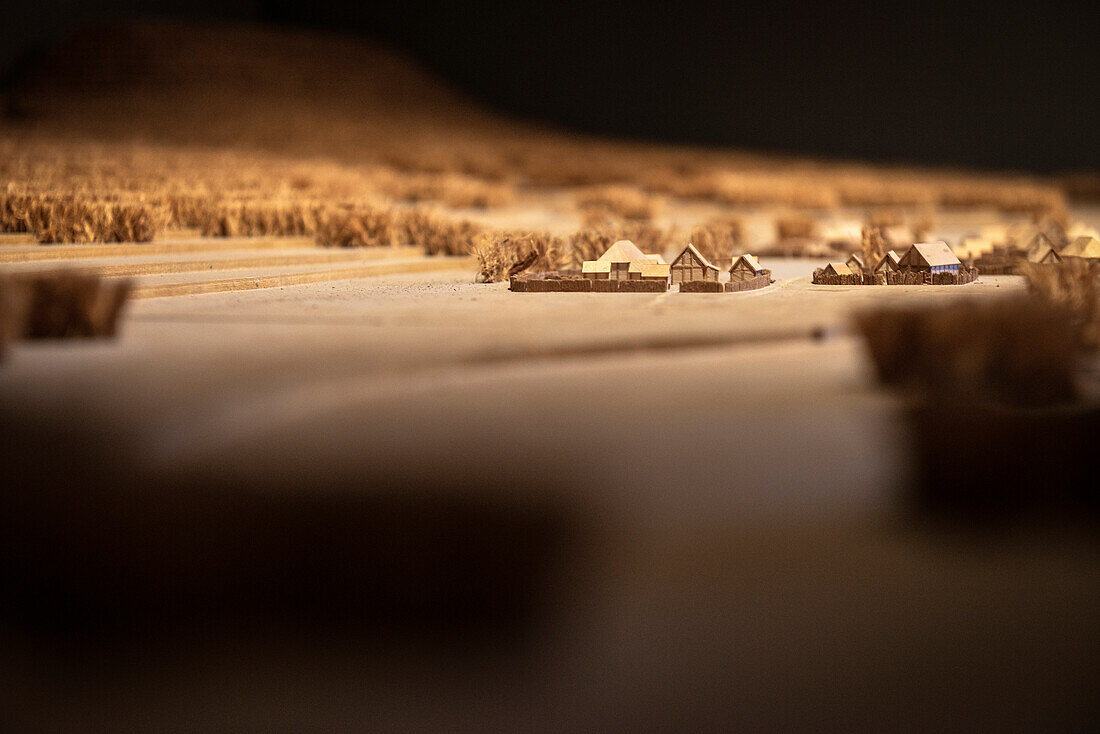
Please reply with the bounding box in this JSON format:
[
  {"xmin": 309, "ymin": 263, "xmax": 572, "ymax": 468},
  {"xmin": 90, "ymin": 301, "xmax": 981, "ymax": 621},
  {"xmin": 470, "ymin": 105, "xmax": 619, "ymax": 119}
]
[
  {"xmin": 875, "ymin": 250, "xmax": 901, "ymax": 270},
  {"xmin": 1029, "ymin": 246, "xmax": 1061, "ymax": 264},
  {"xmin": 1062, "ymin": 236, "xmax": 1100, "ymax": 259},
  {"xmin": 900, "ymin": 241, "xmax": 960, "ymax": 268},
  {"xmin": 1023, "ymin": 231, "xmax": 1055, "ymax": 255},
  {"xmin": 581, "ymin": 259, "xmax": 611, "ymax": 273},
  {"xmin": 846, "ymin": 253, "xmax": 864, "ymax": 267},
  {"xmin": 824, "ymin": 262, "xmax": 854, "ymax": 276},
  {"xmin": 597, "ymin": 239, "xmax": 648, "ymax": 264},
  {"xmin": 672, "ymin": 243, "xmax": 718, "ymax": 271},
  {"xmin": 730, "ymin": 254, "xmax": 761, "ymax": 272}
]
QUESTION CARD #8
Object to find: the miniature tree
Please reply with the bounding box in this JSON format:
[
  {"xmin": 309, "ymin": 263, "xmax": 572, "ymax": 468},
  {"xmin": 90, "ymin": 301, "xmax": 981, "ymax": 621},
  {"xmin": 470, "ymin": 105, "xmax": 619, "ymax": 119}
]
[{"xmin": 860, "ymin": 226, "xmax": 886, "ymax": 279}]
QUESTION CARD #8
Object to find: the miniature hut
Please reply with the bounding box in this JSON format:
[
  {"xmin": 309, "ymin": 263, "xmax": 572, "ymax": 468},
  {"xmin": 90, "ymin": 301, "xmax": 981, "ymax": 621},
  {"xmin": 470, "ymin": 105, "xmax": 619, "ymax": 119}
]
[
  {"xmin": 874, "ymin": 250, "xmax": 902, "ymax": 273},
  {"xmin": 897, "ymin": 242, "xmax": 960, "ymax": 274},
  {"xmin": 1028, "ymin": 246, "xmax": 1062, "ymax": 265},
  {"xmin": 581, "ymin": 260, "xmax": 611, "ymax": 280},
  {"xmin": 822, "ymin": 262, "xmax": 855, "ymax": 277},
  {"xmin": 1061, "ymin": 236, "xmax": 1100, "ymax": 261},
  {"xmin": 670, "ymin": 243, "xmax": 720, "ymax": 284},
  {"xmin": 729, "ymin": 254, "xmax": 763, "ymax": 283},
  {"xmin": 582, "ymin": 239, "xmax": 656, "ymax": 281},
  {"xmin": 845, "ymin": 253, "xmax": 865, "ymax": 276},
  {"xmin": 1034, "ymin": 215, "xmax": 1069, "ymax": 248},
  {"xmin": 1022, "ymin": 231, "xmax": 1057, "ymax": 260},
  {"xmin": 628, "ymin": 254, "xmax": 671, "ymax": 282}
]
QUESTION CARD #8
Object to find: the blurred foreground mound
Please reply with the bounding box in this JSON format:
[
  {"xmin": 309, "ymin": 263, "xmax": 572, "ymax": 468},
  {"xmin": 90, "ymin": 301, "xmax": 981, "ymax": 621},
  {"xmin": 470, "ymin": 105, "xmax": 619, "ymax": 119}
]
[{"xmin": 855, "ymin": 264, "xmax": 1100, "ymax": 519}]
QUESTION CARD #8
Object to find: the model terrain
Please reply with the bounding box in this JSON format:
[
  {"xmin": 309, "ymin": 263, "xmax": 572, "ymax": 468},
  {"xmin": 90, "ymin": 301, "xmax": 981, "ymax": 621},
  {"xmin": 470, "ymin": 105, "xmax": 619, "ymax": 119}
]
[{"xmin": 1, "ymin": 19, "xmax": 1098, "ymax": 734}]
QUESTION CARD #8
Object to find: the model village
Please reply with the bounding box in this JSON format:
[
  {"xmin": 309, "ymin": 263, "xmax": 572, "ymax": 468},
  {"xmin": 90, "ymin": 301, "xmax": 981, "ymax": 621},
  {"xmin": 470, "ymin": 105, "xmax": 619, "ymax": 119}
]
[{"xmin": 509, "ymin": 215, "xmax": 1100, "ymax": 293}]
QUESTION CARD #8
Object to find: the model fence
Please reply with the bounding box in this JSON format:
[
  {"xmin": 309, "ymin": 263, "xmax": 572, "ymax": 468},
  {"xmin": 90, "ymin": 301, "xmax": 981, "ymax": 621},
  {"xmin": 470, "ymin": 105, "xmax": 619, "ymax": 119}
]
[{"xmin": 813, "ymin": 265, "xmax": 978, "ymax": 286}]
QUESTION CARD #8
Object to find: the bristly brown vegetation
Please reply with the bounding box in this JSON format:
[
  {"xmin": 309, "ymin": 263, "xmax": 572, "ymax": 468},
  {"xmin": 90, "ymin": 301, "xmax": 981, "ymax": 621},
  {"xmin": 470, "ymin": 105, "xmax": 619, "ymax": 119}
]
[
  {"xmin": 1, "ymin": 191, "xmax": 159, "ymax": 243},
  {"xmin": 855, "ymin": 297, "xmax": 1082, "ymax": 407},
  {"xmin": 775, "ymin": 212, "xmax": 818, "ymax": 241},
  {"xmin": 473, "ymin": 222, "xmax": 680, "ymax": 282},
  {"xmin": 689, "ymin": 214, "xmax": 745, "ymax": 265},
  {"xmin": 474, "ymin": 231, "xmax": 566, "ymax": 282},
  {"xmin": 575, "ymin": 185, "xmax": 663, "ymax": 221},
  {"xmin": 0, "ymin": 20, "xmax": 1079, "ymax": 247},
  {"xmin": 1021, "ymin": 260, "xmax": 1100, "ymax": 349},
  {"xmin": 0, "ymin": 272, "xmax": 131, "ymax": 339}
]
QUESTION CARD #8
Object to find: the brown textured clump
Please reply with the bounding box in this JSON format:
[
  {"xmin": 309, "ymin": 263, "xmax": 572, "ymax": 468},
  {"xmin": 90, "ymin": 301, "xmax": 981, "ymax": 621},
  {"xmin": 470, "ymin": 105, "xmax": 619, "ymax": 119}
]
[
  {"xmin": 1021, "ymin": 260, "xmax": 1100, "ymax": 348},
  {"xmin": 690, "ymin": 214, "xmax": 745, "ymax": 265},
  {"xmin": 775, "ymin": 212, "xmax": 818, "ymax": 241},
  {"xmin": 854, "ymin": 297, "xmax": 1082, "ymax": 407},
  {"xmin": 575, "ymin": 185, "xmax": 663, "ymax": 221},
  {"xmin": 0, "ymin": 273, "xmax": 132, "ymax": 340}
]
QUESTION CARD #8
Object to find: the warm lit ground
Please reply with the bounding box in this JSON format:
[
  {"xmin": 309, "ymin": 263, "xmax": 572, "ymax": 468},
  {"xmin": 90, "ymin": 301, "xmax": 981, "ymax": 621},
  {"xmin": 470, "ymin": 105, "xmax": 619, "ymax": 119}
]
[{"xmin": 4, "ymin": 256, "xmax": 1100, "ymax": 731}]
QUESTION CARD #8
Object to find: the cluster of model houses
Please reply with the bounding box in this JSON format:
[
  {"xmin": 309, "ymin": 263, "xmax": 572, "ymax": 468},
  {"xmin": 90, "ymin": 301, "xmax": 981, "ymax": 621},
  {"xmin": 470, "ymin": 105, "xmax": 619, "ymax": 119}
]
[
  {"xmin": 581, "ymin": 240, "xmax": 764, "ymax": 285},
  {"xmin": 953, "ymin": 218, "xmax": 1100, "ymax": 269},
  {"xmin": 822, "ymin": 241, "xmax": 961, "ymax": 279}
]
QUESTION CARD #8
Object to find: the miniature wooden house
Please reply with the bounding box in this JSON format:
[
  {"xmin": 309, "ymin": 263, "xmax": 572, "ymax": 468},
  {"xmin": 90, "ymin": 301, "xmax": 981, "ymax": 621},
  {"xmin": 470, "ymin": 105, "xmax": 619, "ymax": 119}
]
[
  {"xmin": 671, "ymin": 243, "xmax": 720, "ymax": 284},
  {"xmin": 729, "ymin": 254, "xmax": 763, "ymax": 283},
  {"xmin": 1061, "ymin": 236, "xmax": 1100, "ymax": 261},
  {"xmin": 628, "ymin": 254, "xmax": 671, "ymax": 282},
  {"xmin": 581, "ymin": 260, "xmax": 611, "ymax": 280},
  {"xmin": 1022, "ymin": 231, "xmax": 1057, "ymax": 260},
  {"xmin": 822, "ymin": 262, "xmax": 855, "ymax": 277},
  {"xmin": 845, "ymin": 253, "xmax": 865, "ymax": 276},
  {"xmin": 897, "ymin": 242, "xmax": 960, "ymax": 274},
  {"xmin": 1028, "ymin": 246, "xmax": 1062, "ymax": 265},
  {"xmin": 582, "ymin": 239, "xmax": 653, "ymax": 281},
  {"xmin": 874, "ymin": 250, "xmax": 901, "ymax": 273}
]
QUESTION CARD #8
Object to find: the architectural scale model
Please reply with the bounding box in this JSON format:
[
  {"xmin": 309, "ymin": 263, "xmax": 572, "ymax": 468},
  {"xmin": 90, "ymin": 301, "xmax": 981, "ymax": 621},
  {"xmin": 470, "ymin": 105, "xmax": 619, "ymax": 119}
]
[
  {"xmin": 511, "ymin": 240, "xmax": 771, "ymax": 293},
  {"xmin": 813, "ymin": 241, "xmax": 977, "ymax": 285},
  {"xmin": 670, "ymin": 243, "xmax": 720, "ymax": 284}
]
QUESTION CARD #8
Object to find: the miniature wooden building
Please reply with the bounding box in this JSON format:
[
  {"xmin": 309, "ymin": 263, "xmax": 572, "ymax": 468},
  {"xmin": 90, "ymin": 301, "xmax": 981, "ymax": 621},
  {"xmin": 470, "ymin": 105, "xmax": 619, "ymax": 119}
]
[
  {"xmin": 1029, "ymin": 246, "xmax": 1062, "ymax": 265},
  {"xmin": 897, "ymin": 241, "xmax": 960, "ymax": 274},
  {"xmin": 582, "ymin": 239, "xmax": 654, "ymax": 281},
  {"xmin": 822, "ymin": 262, "xmax": 855, "ymax": 277},
  {"xmin": 845, "ymin": 253, "xmax": 865, "ymax": 276},
  {"xmin": 1061, "ymin": 236, "xmax": 1100, "ymax": 261},
  {"xmin": 628, "ymin": 254, "xmax": 671, "ymax": 282},
  {"xmin": 874, "ymin": 250, "xmax": 901, "ymax": 273},
  {"xmin": 729, "ymin": 254, "xmax": 763, "ymax": 282},
  {"xmin": 670, "ymin": 243, "xmax": 720, "ymax": 284},
  {"xmin": 1022, "ymin": 231, "xmax": 1057, "ymax": 260},
  {"xmin": 581, "ymin": 260, "xmax": 611, "ymax": 280}
]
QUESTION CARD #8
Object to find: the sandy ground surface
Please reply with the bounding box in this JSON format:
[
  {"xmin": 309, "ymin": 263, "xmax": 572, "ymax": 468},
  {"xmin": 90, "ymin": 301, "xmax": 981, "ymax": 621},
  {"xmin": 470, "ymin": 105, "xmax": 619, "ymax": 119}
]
[{"xmin": 2, "ymin": 244, "xmax": 1098, "ymax": 730}]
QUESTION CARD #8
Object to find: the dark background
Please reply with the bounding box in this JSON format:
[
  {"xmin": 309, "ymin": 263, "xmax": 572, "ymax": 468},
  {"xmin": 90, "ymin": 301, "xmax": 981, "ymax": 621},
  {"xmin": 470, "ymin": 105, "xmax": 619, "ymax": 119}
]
[{"xmin": 3, "ymin": 0, "xmax": 1098, "ymax": 172}]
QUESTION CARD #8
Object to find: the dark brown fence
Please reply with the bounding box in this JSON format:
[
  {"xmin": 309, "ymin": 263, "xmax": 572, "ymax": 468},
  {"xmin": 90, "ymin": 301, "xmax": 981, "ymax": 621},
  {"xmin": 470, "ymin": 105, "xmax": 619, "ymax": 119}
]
[
  {"xmin": 679, "ymin": 280, "xmax": 724, "ymax": 293},
  {"xmin": 814, "ymin": 266, "xmax": 978, "ymax": 286},
  {"xmin": 811, "ymin": 270, "xmax": 863, "ymax": 285},
  {"xmin": 510, "ymin": 274, "xmax": 669, "ymax": 292},
  {"xmin": 724, "ymin": 270, "xmax": 772, "ymax": 292}
]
